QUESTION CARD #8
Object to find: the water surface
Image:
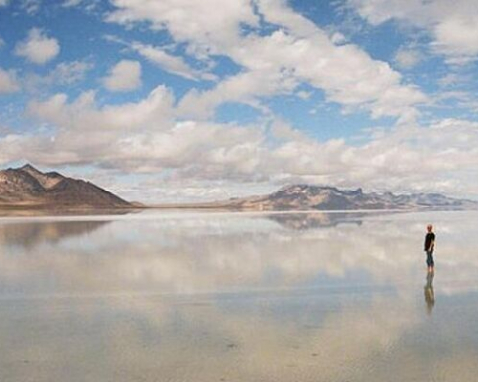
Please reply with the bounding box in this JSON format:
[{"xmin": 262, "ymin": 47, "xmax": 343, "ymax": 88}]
[{"xmin": 1, "ymin": 210, "xmax": 478, "ymax": 381}]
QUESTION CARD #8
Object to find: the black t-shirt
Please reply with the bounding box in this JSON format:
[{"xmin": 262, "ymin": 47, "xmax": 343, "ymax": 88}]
[{"xmin": 424, "ymin": 232, "xmax": 435, "ymax": 251}]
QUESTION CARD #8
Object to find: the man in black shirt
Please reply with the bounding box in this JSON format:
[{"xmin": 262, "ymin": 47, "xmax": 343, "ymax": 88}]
[{"xmin": 424, "ymin": 224, "xmax": 435, "ymax": 273}]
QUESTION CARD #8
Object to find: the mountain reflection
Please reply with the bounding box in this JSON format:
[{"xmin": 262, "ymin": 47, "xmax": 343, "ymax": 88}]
[
  {"xmin": 1, "ymin": 211, "xmax": 478, "ymax": 381},
  {"xmin": 0, "ymin": 210, "xmax": 477, "ymax": 296},
  {"xmin": 265, "ymin": 212, "xmax": 365, "ymax": 230},
  {"xmin": 0, "ymin": 220, "xmax": 111, "ymax": 249}
]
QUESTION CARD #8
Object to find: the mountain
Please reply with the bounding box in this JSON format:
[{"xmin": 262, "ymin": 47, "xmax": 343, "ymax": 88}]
[
  {"xmin": 0, "ymin": 164, "xmax": 132, "ymax": 209},
  {"xmin": 216, "ymin": 185, "xmax": 478, "ymax": 211},
  {"xmin": 3, "ymin": 166, "xmax": 475, "ymax": 211}
]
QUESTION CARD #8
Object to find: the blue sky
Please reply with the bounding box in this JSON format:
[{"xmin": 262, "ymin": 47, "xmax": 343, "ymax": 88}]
[{"xmin": 1, "ymin": 0, "xmax": 478, "ymax": 202}]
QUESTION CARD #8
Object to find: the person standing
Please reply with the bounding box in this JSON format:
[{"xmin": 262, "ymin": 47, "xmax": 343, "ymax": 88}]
[{"xmin": 424, "ymin": 224, "xmax": 435, "ymax": 273}]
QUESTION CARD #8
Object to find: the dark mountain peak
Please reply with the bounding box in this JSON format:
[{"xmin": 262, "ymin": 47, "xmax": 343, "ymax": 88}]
[
  {"xmin": 15, "ymin": 163, "xmax": 65, "ymax": 190},
  {"xmin": 19, "ymin": 163, "xmax": 42, "ymax": 173},
  {"xmin": 45, "ymin": 171, "xmax": 64, "ymax": 178},
  {"xmin": 0, "ymin": 164, "xmax": 133, "ymax": 209},
  {"xmin": 279, "ymin": 184, "xmax": 308, "ymax": 192}
]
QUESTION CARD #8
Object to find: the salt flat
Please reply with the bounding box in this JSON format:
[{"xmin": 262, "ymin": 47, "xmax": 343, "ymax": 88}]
[{"xmin": 0, "ymin": 210, "xmax": 477, "ymax": 382}]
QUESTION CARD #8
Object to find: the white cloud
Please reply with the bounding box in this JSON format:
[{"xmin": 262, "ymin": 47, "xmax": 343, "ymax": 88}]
[
  {"xmin": 179, "ymin": 26, "xmax": 425, "ymax": 122},
  {"xmin": 24, "ymin": 60, "xmax": 94, "ymax": 91},
  {"xmin": 108, "ymin": 0, "xmax": 426, "ymax": 123},
  {"xmin": 130, "ymin": 41, "xmax": 214, "ymax": 81},
  {"xmin": 22, "ymin": 87, "xmax": 265, "ymax": 175},
  {"xmin": 105, "ymin": 35, "xmax": 213, "ymax": 81},
  {"xmin": 102, "ymin": 60, "xmax": 142, "ymax": 92},
  {"xmin": 53, "ymin": 60, "xmax": 93, "ymax": 84},
  {"xmin": 297, "ymin": 90, "xmax": 312, "ymax": 100},
  {"xmin": 0, "ymin": 82, "xmax": 472, "ymax": 198},
  {"xmin": 348, "ymin": 0, "xmax": 478, "ymax": 64},
  {"xmin": 14, "ymin": 28, "xmax": 60, "ymax": 65},
  {"xmin": 394, "ymin": 48, "xmax": 423, "ymax": 69},
  {"xmin": 0, "ymin": 67, "xmax": 20, "ymax": 93},
  {"xmin": 330, "ymin": 32, "xmax": 347, "ymax": 44},
  {"xmin": 3, "ymin": 0, "xmax": 478, "ymax": 199},
  {"xmin": 28, "ymin": 85, "xmax": 174, "ymax": 134},
  {"xmin": 21, "ymin": 0, "xmax": 41, "ymax": 14},
  {"xmin": 62, "ymin": 0, "xmax": 82, "ymax": 6},
  {"xmin": 253, "ymin": 0, "xmax": 426, "ymax": 121},
  {"xmin": 0, "ymin": 0, "xmax": 9, "ymax": 6},
  {"xmin": 178, "ymin": 66, "xmax": 296, "ymax": 119},
  {"xmin": 107, "ymin": 0, "xmax": 259, "ymax": 54},
  {"xmin": 62, "ymin": 0, "xmax": 99, "ymax": 11}
]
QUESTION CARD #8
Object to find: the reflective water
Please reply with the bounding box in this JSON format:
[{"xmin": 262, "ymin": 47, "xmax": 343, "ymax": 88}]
[{"xmin": 1, "ymin": 210, "xmax": 478, "ymax": 381}]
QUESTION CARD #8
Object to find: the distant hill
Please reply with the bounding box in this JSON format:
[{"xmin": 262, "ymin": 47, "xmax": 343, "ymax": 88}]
[
  {"xmin": 209, "ymin": 185, "xmax": 478, "ymax": 211},
  {"xmin": 0, "ymin": 164, "xmax": 132, "ymax": 209},
  {"xmin": 3, "ymin": 166, "xmax": 475, "ymax": 211}
]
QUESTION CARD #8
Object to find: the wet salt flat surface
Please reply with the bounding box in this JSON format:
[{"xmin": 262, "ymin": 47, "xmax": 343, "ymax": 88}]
[{"xmin": 1, "ymin": 210, "xmax": 478, "ymax": 382}]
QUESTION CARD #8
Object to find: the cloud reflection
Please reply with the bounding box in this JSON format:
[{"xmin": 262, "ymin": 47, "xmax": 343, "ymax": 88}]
[
  {"xmin": 1, "ymin": 211, "xmax": 478, "ymax": 381},
  {"xmin": 0, "ymin": 211, "xmax": 478, "ymax": 296}
]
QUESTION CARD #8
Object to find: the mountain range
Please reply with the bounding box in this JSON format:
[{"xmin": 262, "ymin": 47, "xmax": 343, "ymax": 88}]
[
  {"xmin": 1, "ymin": 165, "xmax": 476, "ymax": 211},
  {"xmin": 0, "ymin": 164, "xmax": 132, "ymax": 209},
  {"xmin": 206, "ymin": 184, "xmax": 478, "ymax": 211}
]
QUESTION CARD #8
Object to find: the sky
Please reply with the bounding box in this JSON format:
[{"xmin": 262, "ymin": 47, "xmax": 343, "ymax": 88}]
[{"xmin": 1, "ymin": 0, "xmax": 478, "ymax": 203}]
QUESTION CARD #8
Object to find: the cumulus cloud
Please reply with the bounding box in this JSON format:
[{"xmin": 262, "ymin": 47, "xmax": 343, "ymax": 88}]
[
  {"xmin": 108, "ymin": 0, "xmax": 426, "ymax": 123},
  {"xmin": 0, "ymin": 83, "xmax": 474, "ymax": 199},
  {"xmin": 14, "ymin": 28, "xmax": 60, "ymax": 65},
  {"xmin": 106, "ymin": 0, "xmax": 259, "ymax": 54},
  {"xmin": 103, "ymin": 60, "xmax": 142, "ymax": 92},
  {"xmin": 0, "ymin": 67, "xmax": 20, "ymax": 93},
  {"xmin": 3, "ymin": 0, "xmax": 478, "ymax": 200},
  {"xmin": 178, "ymin": 66, "xmax": 296, "ymax": 119},
  {"xmin": 22, "ymin": 86, "xmax": 266, "ymax": 175},
  {"xmin": 179, "ymin": 28, "xmax": 426, "ymax": 122},
  {"xmin": 28, "ymin": 85, "xmax": 174, "ymax": 134},
  {"xmin": 348, "ymin": 0, "xmax": 478, "ymax": 64}
]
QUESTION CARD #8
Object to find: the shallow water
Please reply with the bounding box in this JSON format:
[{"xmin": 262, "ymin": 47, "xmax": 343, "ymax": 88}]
[{"xmin": 1, "ymin": 210, "xmax": 478, "ymax": 381}]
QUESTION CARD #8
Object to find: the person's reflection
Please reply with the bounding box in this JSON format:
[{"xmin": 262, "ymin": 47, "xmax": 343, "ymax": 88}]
[{"xmin": 424, "ymin": 271, "xmax": 435, "ymax": 315}]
